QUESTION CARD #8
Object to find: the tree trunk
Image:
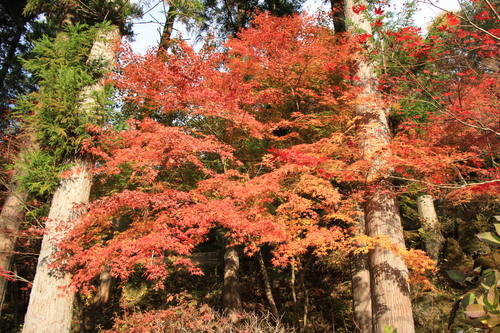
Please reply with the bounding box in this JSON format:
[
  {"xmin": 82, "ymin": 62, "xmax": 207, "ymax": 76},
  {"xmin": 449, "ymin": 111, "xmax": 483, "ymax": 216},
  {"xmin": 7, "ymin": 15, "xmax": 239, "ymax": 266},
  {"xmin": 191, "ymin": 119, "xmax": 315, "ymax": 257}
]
[
  {"xmin": 351, "ymin": 210, "xmax": 372, "ymax": 333},
  {"xmin": 291, "ymin": 261, "xmax": 298, "ymax": 326},
  {"xmin": 22, "ymin": 26, "xmax": 121, "ymax": 333},
  {"xmin": 329, "ymin": 0, "xmax": 346, "ymax": 33},
  {"xmin": 159, "ymin": 5, "xmax": 177, "ymax": 52},
  {"xmin": 417, "ymin": 195, "xmax": 443, "ymax": 262},
  {"xmin": 0, "ymin": 134, "xmax": 37, "ymax": 309},
  {"xmin": 0, "ymin": 24, "xmax": 24, "ymax": 92},
  {"xmin": 298, "ymin": 257, "xmax": 313, "ymax": 333},
  {"xmin": 266, "ymin": 0, "xmax": 277, "ymax": 15},
  {"xmin": 344, "ymin": 1, "xmax": 415, "ymax": 332},
  {"xmin": 257, "ymin": 250, "xmax": 279, "ymax": 318},
  {"xmin": 365, "ymin": 186, "xmax": 414, "ymax": 333},
  {"xmin": 22, "ymin": 157, "xmax": 93, "ymax": 333},
  {"xmin": 93, "ymin": 266, "xmax": 113, "ymax": 305},
  {"xmin": 222, "ymin": 244, "xmax": 241, "ymax": 314}
]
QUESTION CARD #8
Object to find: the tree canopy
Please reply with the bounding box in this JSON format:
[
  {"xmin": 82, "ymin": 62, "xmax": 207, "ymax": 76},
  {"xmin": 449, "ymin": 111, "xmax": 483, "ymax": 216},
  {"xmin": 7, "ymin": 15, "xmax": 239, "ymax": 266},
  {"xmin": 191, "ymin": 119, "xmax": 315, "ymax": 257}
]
[{"xmin": 0, "ymin": 0, "xmax": 498, "ymax": 332}]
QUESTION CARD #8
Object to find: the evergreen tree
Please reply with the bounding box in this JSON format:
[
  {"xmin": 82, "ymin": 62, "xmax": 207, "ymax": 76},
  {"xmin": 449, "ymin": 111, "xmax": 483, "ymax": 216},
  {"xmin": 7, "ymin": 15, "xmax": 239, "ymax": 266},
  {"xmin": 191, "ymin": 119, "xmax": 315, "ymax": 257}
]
[{"xmin": 16, "ymin": 1, "xmax": 139, "ymax": 331}]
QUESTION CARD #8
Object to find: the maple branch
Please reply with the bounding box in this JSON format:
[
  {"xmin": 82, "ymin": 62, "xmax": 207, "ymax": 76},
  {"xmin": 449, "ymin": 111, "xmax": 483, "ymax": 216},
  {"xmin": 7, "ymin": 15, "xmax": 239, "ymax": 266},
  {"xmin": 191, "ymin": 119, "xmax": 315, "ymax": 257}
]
[
  {"xmin": 0, "ymin": 250, "xmax": 40, "ymax": 257},
  {"xmin": 386, "ymin": 53, "xmax": 499, "ymax": 139},
  {"xmin": 0, "ymin": 269, "xmax": 32, "ymax": 284},
  {"xmin": 445, "ymin": 110, "xmax": 500, "ymax": 138},
  {"xmin": 420, "ymin": 0, "xmax": 500, "ymax": 42},
  {"xmin": 389, "ymin": 175, "xmax": 500, "ymax": 190},
  {"xmin": 390, "ymin": 56, "xmax": 444, "ymax": 111},
  {"xmin": 484, "ymin": 0, "xmax": 500, "ymax": 22},
  {"xmin": 451, "ymin": 164, "xmax": 468, "ymax": 186}
]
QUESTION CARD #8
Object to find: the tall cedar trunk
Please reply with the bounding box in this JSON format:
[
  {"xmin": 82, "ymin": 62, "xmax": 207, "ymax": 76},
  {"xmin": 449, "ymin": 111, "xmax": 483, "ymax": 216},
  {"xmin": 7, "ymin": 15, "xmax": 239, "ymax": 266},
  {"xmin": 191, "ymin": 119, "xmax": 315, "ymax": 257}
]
[
  {"xmin": 351, "ymin": 210, "xmax": 372, "ymax": 333},
  {"xmin": 344, "ymin": 1, "xmax": 415, "ymax": 332},
  {"xmin": 81, "ymin": 26, "xmax": 121, "ymax": 310},
  {"xmin": 222, "ymin": 244, "xmax": 241, "ymax": 314},
  {"xmin": 257, "ymin": 250, "xmax": 279, "ymax": 318},
  {"xmin": 22, "ymin": 26, "xmax": 121, "ymax": 333},
  {"xmin": 21, "ymin": 157, "xmax": 93, "ymax": 333},
  {"xmin": 417, "ymin": 195, "xmax": 443, "ymax": 262},
  {"xmin": 0, "ymin": 134, "xmax": 37, "ymax": 309}
]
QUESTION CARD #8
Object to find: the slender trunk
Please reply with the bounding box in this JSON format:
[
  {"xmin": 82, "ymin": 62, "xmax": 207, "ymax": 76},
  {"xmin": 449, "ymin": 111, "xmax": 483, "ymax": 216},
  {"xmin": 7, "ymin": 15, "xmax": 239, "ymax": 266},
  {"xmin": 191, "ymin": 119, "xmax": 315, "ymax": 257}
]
[
  {"xmin": 22, "ymin": 157, "xmax": 93, "ymax": 333},
  {"xmin": 330, "ymin": 0, "xmax": 346, "ymax": 33},
  {"xmin": 291, "ymin": 261, "xmax": 298, "ymax": 326},
  {"xmin": 235, "ymin": 1, "xmax": 247, "ymax": 33},
  {"xmin": 0, "ymin": 24, "xmax": 24, "ymax": 91},
  {"xmin": 159, "ymin": 5, "xmax": 177, "ymax": 52},
  {"xmin": 266, "ymin": 0, "xmax": 277, "ymax": 15},
  {"xmin": 93, "ymin": 266, "xmax": 113, "ymax": 305},
  {"xmin": 222, "ymin": 244, "xmax": 241, "ymax": 314},
  {"xmin": 351, "ymin": 210, "xmax": 372, "ymax": 333},
  {"xmin": 22, "ymin": 26, "xmax": 121, "ymax": 333},
  {"xmin": 301, "ymin": 279, "xmax": 309, "ymax": 333},
  {"xmin": 75, "ymin": 293, "xmax": 88, "ymax": 333},
  {"xmin": 416, "ymin": 195, "xmax": 443, "ymax": 262},
  {"xmin": 257, "ymin": 250, "xmax": 279, "ymax": 318},
  {"xmin": 0, "ymin": 134, "xmax": 37, "ymax": 309},
  {"xmin": 344, "ymin": 1, "xmax": 415, "ymax": 332},
  {"xmin": 298, "ymin": 257, "xmax": 313, "ymax": 333}
]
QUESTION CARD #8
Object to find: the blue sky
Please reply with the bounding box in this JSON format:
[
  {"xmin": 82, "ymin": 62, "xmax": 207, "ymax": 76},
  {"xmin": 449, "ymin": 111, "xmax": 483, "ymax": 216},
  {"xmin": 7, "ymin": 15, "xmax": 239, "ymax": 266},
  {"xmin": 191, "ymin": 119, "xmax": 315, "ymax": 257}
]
[{"xmin": 129, "ymin": 0, "xmax": 460, "ymax": 54}]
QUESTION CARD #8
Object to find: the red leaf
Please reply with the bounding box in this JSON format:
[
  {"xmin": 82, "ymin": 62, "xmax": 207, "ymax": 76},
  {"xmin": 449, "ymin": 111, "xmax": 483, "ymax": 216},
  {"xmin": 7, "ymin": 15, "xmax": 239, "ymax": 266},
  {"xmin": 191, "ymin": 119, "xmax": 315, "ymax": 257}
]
[
  {"xmin": 446, "ymin": 13, "xmax": 460, "ymax": 26},
  {"xmin": 374, "ymin": 6, "xmax": 384, "ymax": 15},
  {"xmin": 352, "ymin": 4, "xmax": 367, "ymax": 14}
]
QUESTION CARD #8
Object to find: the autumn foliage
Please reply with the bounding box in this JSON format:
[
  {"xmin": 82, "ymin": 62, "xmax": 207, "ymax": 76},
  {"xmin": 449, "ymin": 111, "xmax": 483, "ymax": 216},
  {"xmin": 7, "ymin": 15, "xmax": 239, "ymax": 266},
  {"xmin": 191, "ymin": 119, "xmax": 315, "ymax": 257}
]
[
  {"xmin": 49, "ymin": 11, "xmax": 456, "ymax": 295},
  {"xmin": 33, "ymin": 4, "xmax": 498, "ymax": 330}
]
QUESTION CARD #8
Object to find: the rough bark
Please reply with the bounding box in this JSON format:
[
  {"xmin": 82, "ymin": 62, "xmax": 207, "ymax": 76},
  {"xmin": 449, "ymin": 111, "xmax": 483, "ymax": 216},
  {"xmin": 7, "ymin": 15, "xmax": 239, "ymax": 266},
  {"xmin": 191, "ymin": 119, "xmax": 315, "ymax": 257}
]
[
  {"xmin": 417, "ymin": 195, "xmax": 444, "ymax": 262},
  {"xmin": 0, "ymin": 134, "xmax": 37, "ymax": 308},
  {"xmin": 0, "ymin": 180, "xmax": 27, "ymax": 303},
  {"xmin": 93, "ymin": 266, "xmax": 114, "ymax": 305},
  {"xmin": 344, "ymin": 1, "xmax": 415, "ymax": 332},
  {"xmin": 222, "ymin": 244, "xmax": 241, "ymax": 314},
  {"xmin": 22, "ymin": 157, "xmax": 93, "ymax": 333},
  {"xmin": 365, "ymin": 186, "xmax": 414, "ymax": 333},
  {"xmin": 351, "ymin": 211, "xmax": 372, "ymax": 333},
  {"xmin": 257, "ymin": 250, "xmax": 279, "ymax": 318},
  {"xmin": 22, "ymin": 26, "xmax": 121, "ymax": 333}
]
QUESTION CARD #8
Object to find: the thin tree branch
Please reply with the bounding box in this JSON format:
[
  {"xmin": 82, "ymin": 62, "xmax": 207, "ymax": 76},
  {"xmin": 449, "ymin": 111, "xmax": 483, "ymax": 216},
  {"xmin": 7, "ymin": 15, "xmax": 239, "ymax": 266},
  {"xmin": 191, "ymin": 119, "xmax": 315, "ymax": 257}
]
[
  {"xmin": 445, "ymin": 110, "xmax": 500, "ymax": 137},
  {"xmin": 421, "ymin": 0, "xmax": 500, "ymax": 41},
  {"xmin": 484, "ymin": 0, "xmax": 500, "ymax": 22}
]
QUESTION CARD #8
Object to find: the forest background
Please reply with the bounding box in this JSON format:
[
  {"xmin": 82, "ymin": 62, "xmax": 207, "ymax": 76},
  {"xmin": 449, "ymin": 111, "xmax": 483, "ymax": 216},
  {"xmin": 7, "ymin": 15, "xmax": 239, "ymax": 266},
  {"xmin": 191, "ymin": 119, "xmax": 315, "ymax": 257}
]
[{"xmin": 0, "ymin": 0, "xmax": 498, "ymax": 332}]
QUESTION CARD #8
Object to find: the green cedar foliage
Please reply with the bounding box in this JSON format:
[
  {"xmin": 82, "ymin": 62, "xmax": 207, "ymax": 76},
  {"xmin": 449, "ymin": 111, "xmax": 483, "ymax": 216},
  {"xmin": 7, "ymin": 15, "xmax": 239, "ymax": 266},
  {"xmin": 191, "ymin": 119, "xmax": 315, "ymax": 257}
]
[
  {"xmin": 15, "ymin": 23, "xmax": 115, "ymax": 195},
  {"xmin": 23, "ymin": 0, "xmax": 141, "ymax": 35}
]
